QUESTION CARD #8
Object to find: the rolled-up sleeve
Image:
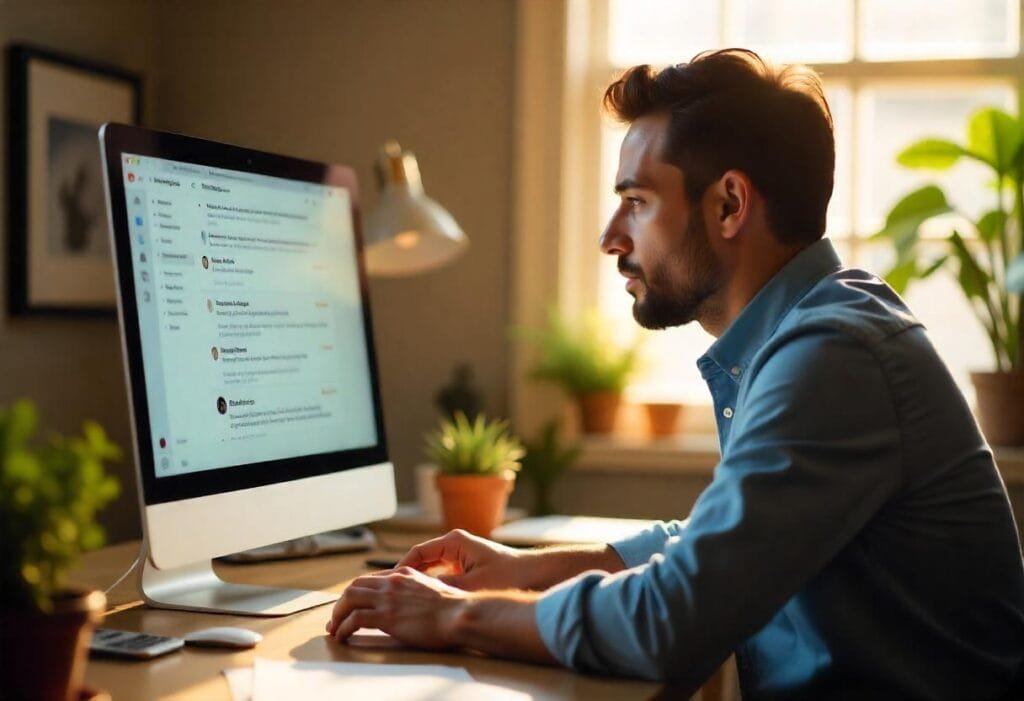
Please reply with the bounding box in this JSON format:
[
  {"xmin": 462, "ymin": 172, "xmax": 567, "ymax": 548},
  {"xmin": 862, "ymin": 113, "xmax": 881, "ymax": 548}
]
[
  {"xmin": 534, "ymin": 330, "xmax": 903, "ymax": 682},
  {"xmin": 609, "ymin": 520, "xmax": 688, "ymax": 567}
]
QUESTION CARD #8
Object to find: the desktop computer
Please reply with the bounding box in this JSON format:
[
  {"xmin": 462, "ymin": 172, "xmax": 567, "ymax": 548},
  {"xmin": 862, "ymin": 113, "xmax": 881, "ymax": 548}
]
[{"xmin": 99, "ymin": 124, "xmax": 396, "ymax": 615}]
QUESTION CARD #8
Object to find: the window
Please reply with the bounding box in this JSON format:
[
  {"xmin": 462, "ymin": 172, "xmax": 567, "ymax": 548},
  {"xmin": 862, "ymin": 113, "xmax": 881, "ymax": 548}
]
[{"xmin": 573, "ymin": 0, "xmax": 1021, "ymax": 408}]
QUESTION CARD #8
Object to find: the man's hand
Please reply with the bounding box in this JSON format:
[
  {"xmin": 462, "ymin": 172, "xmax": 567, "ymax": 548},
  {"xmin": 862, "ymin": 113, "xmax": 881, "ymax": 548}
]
[
  {"xmin": 396, "ymin": 529, "xmax": 531, "ymax": 591},
  {"xmin": 397, "ymin": 529, "xmax": 628, "ymax": 592},
  {"xmin": 326, "ymin": 567, "xmax": 466, "ymax": 649},
  {"xmin": 326, "ymin": 567, "xmax": 556, "ymax": 665}
]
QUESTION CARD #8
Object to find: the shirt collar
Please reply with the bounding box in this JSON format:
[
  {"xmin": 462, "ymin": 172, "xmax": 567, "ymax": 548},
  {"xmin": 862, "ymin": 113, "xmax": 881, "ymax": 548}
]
[{"xmin": 698, "ymin": 238, "xmax": 843, "ymax": 381}]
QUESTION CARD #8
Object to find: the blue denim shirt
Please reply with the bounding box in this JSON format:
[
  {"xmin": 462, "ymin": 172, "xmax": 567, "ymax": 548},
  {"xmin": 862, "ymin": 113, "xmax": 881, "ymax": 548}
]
[{"xmin": 536, "ymin": 239, "xmax": 1024, "ymax": 698}]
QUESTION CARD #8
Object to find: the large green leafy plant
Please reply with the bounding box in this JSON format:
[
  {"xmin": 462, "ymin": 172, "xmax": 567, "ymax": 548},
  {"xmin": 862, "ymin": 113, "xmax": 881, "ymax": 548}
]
[
  {"xmin": 518, "ymin": 309, "xmax": 639, "ymax": 395},
  {"xmin": 873, "ymin": 107, "xmax": 1024, "ymax": 371},
  {"xmin": 0, "ymin": 399, "xmax": 121, "ymax": 611},
  {"xmin": 425, "ymin": 411, "xmax": 525, "ymax": 476}
]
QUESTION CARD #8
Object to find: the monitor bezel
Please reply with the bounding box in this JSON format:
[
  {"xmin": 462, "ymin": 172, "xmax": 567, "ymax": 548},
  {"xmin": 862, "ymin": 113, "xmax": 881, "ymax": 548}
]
[{"xmin": 101, "ymin": 123, "xmax": 389, "ymax": 506}]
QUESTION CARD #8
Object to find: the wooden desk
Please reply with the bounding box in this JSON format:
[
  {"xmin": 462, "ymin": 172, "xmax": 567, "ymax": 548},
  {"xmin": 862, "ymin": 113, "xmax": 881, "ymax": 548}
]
[{"xmin": 72, "ymin": 539, "xmax": 661, "ymax": 700}]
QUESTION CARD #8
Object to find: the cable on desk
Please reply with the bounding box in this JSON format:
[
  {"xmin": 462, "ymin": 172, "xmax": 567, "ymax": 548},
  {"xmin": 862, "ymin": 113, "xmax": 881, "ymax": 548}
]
[{"xmin": 104, "ymin": 544, "xmax": 143, "ymax": 596}]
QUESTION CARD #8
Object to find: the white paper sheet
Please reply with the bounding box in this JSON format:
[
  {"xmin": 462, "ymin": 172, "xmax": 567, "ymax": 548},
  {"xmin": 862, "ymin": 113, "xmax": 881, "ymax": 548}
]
[
  {"xmin": 249, "ymin": 658, "xmax": 532, "ymax": 700},
  {"xmin": 224, "ymin": 659, "xmax": 483, "ymax": 701},
  {"xmin": 222, "ymin": 667, "xmax": 254, "ymax": 701}
]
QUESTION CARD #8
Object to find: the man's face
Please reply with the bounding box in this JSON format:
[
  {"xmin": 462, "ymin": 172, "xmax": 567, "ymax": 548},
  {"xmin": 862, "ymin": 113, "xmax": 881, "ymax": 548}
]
[{"xmin": 599, "ymin": 113, "xmax": 724, "ymax": 330}]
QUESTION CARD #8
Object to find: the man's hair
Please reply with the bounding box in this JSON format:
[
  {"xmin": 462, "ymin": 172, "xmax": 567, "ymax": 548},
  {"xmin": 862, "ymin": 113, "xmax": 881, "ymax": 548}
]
[{"xmin": 604, "ymin": 49, "xmax": 834, "ymax": 245}]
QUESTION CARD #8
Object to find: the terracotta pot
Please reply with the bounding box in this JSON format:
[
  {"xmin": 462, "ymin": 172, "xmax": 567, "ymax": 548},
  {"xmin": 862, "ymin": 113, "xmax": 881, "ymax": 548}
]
[
  {"xmin": 435, "ymin": 471, "xmax": 515, "ymax": 537},
  {"xmin": 971, "ymin": 371, "xmax": 1024, "ymax": 446},
  {"xmin": 644, "ymin": 402, "xmax": 684, "ymax": 437},
  {"xmin": 576, "ymin": 390, "xmax": 622, "ymax": 434},
  {"xmin": 0, "ymin": 588, "xmax": 106, "ymax": 701}
]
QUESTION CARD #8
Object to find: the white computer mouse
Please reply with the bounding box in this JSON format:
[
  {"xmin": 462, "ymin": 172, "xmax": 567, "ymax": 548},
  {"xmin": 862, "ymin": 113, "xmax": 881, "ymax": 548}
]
[{"xmin": 183, "ymin": 626, "xmax": 262, "ymax": 649}]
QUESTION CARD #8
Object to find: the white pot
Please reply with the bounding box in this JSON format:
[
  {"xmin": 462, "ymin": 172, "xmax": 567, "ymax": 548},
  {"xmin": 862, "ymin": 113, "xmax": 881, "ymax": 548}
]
[{"xmin": 414, "ymin": 463, "xmax": 442, "ymax": 519}]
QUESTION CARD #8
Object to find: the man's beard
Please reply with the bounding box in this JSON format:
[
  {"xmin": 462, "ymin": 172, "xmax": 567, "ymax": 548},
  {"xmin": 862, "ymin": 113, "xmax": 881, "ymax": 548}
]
[{"xmin": 622, "ymin": 209, "xmax": 723, "ymax": 330}]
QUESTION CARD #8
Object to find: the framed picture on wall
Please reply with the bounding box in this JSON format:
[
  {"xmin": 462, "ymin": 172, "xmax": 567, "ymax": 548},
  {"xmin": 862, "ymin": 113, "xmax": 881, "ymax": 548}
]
[{"xmin": 7, "ymin": 44, "xmax": 142, "ymax": 316}]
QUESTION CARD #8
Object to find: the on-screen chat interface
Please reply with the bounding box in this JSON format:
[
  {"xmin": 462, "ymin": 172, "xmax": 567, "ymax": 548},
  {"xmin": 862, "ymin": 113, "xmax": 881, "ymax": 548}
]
[{"xmin": 121, "ymin": 154, "xmax": 378, "ymax": 477}]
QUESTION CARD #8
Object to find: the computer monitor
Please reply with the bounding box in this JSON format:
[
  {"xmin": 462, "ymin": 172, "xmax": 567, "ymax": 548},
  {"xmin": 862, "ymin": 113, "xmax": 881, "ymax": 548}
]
[{"xmin": 100, "ymin": 124, "xmax": 396, "ymax": 616}]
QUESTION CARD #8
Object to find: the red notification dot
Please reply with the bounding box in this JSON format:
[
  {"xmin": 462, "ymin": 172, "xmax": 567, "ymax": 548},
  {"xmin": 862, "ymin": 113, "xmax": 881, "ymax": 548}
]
[{"xmin": 159, "ymin": 438, "xmax": 167, "ymax": 448}]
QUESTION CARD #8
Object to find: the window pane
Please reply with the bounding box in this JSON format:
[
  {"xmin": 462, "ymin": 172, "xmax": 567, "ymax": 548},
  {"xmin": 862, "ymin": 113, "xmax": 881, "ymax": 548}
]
[
  {"xmin": 861, "ymin": 0, "xmax": 1018, "ymax": 60},
  {"xmin": 826, "ymin": 85, "xmax": 853, "ymax": 238},
  {"xmin": 726, "ymin": 0, "xmax": 853, "ymax": 63},
  {"xmin": 599, "ymin": 123, "xmax": 627, "ymax": 231},
  {"xmin": 608, "ymin": 0, "xmax": 720, "ymax": 67},
  {"xmin": 855, "ymin": 83, "xmax": 1015, "ymax": 236}
]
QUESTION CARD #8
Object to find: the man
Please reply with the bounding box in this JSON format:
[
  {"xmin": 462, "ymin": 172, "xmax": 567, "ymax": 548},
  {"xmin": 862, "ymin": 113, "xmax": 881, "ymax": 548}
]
[{"xmin": 328, "ymin": 49, "xmax": 1024, "ymax": 698}]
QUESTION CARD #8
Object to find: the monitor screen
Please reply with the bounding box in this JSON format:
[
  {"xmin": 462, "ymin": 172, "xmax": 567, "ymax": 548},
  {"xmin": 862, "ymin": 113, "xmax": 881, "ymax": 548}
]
[
  {"xmin": 100, "ymin": 124, "xmax": 391, "ymax": 556},
  {"xmin": 124, "ymin": 154, "xmax": 378, "ymax": 478}
]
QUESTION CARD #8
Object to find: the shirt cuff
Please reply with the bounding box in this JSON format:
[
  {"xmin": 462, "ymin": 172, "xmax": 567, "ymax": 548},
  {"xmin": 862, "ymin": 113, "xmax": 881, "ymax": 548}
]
[{"xmin": 610, "ymin": 521, "xmax": 678, "ymax": 568}]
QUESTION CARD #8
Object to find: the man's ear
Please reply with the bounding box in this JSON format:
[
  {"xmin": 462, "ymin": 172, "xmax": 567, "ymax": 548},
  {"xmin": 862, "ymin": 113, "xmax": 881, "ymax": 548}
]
[{"xmin": 707, "ymin": 170, "xmax": 753, "ymax": 241}]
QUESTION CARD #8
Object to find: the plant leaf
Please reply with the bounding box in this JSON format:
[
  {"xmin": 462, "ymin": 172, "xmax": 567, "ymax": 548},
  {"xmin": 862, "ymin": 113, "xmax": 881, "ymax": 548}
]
[
  {"xmin": 976, "ymin": 210, "xmax": 1008, "ymax": 243},
  {"xmin": 896, "ymin": 138, "xmax": 967, "ymax": 170},
  {"xmin": 2, "ymin": 399, "xmax": 39, "ymax": 454},
  {"xmin": 881, "ymin": 250, "xmax": 948, "ymax": 296},
  {"xmin": 882, "ymin": 258, "xmax": 919, "ymax": 295},
  {"xmin": 1007, "ymin": 252, "xmax": 1024, "ymax": 293},
  {"xmin": 521, "ymin": 308, "xmax": 639, "ymax": 394},
  {"xmin": 967, "ymin": 107, "xmax": 1022, "ymax": 176},
  {"xmin": 423, "ymin": 411, "xmax": 524, "ymax": 475},
  {"xmin": 948, "ymin": 231, "xmax": 990, "ymax": 300},
  {"xmin": 870, "ymin": 185, "xmax": 952, "ymax": 259},
  {"xmin": 920, "ymin": 254, "xmax": 949, "ymax": 280}
]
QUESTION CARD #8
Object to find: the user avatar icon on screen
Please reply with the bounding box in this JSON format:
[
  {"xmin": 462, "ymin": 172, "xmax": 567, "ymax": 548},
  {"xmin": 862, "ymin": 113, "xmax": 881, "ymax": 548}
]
[
  {"xmin": 202, "ymin": 255, "xmax": 210, "ymax": 270},
  {"xmin": 211, "ymin": 346, "xmax": 219, "ymax": 361},
  {"xmin": 217, "ymin": 396, "xmax": 227, "ymax": 415}
]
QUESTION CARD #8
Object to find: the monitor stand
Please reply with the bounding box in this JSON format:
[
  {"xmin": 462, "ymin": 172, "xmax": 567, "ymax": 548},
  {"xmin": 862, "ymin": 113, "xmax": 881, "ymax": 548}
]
[{"xmin": 138, "ymin": 544, "xmax": 337, "ymax": 616}]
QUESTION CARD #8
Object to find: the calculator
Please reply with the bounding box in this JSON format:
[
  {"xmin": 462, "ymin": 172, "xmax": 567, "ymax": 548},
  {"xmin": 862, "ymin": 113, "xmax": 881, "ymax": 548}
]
[{"xmin": 89, "ymin": 628, "xmax": 184, "ymax": 659}]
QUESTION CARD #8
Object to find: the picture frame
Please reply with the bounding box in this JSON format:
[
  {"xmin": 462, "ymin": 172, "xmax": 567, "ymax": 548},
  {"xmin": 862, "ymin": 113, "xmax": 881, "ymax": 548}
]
[{"xmin": 7, "ymin": 44, "xmax": 142, "ymax": 316}]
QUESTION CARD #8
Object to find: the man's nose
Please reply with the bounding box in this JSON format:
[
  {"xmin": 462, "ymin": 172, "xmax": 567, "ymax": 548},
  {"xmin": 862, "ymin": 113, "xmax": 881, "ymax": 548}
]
[{"xmin": 599, "ymin": 216, "xmax": 632, "ymax": 256}]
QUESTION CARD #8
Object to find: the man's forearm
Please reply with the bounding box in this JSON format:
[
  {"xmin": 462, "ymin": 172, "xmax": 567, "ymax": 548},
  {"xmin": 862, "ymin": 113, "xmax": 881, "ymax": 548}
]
[
  {"xmin": 522, "ymin": 544, "xmax": 626, "ymax": 590},
  {"xmin": 448, "ymin": 591, "xmax": 556, "ymax": 664}
]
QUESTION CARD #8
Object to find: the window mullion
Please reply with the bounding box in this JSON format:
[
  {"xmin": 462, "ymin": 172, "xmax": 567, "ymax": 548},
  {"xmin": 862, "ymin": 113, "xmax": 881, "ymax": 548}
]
[{"xmin": 847, "ymin": 0, "xmax": 862, "ymax": 259}]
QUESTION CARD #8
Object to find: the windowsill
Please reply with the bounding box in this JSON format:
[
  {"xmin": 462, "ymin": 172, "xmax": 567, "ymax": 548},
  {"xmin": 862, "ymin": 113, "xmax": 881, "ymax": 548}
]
[
  {"xmin": 577, "ymin": 433, "xmax": 720, "ymax": 476},
  {"xmin": 577, "ymin": 433, "xmax": 1024, "ymax": 486}
]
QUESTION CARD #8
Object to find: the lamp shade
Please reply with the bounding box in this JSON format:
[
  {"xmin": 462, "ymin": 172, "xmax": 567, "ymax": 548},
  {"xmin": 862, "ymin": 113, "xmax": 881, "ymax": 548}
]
[{"xmin": 363, "ymin": 141, "xmax": 468, "ymax": 277}]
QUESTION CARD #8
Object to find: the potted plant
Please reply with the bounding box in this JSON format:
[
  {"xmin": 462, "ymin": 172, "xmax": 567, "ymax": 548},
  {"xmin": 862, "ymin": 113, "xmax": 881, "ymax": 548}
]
[
  {"xmin": 518, "ymin": 309, "xmax": 639, "ymax": 434},
  {"xmin": 425, "ymin": 412, "xmax": 525, "ymax": 537},
  {"xmin": 873, "ymin": 106, "xmax": 1024, "ymax": 445},
  {"xmin": 519, "ymin": 420, "xmax": 581, "ymax": 517},
  {"xmin": 0, "ymin": 399, "xmax": 121, "ymax": 701}
]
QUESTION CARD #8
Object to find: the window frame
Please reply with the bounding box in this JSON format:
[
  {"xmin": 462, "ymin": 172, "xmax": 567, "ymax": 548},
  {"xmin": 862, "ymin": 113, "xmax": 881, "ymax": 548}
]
[{"xmin": 511, "ymin": 0, "xmax": 1024, "ymax": 439}]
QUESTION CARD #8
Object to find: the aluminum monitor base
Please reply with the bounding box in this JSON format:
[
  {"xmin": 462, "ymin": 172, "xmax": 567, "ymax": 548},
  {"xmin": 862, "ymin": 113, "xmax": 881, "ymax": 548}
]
[{"xmin": 139, "ymin": 550, "xmax": 336, "ymax": 617}]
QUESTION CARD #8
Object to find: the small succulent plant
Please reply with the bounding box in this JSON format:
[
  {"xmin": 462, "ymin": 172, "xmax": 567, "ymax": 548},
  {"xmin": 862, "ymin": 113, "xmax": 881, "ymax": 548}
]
[{"xmin": 425, "ymin": 412, "xmax": 525, "ymax": 476}]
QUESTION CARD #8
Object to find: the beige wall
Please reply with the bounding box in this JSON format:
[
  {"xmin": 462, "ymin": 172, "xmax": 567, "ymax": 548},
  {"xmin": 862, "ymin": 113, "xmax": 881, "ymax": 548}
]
[
  {"xmin": 0, "ymin": 0, "xmax": 159, "ymax": 542},
  {"xmin": 1, "ymin": 0, "xmax": 516, "ymax": 542},
  {"xmin": 153, "ymin": 0, "xmax": 516, "ymax": 509}
]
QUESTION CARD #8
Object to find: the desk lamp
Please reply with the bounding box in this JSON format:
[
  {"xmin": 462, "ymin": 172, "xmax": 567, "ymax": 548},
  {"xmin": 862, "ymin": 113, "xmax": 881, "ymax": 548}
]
[{"xmin": 363, "ymin": 140, "xmax": 468, "ymax": 276}]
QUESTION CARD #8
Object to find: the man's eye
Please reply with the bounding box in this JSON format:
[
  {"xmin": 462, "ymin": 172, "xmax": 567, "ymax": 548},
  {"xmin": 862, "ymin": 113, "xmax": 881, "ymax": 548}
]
[{"xmin": 625, "ymin": 196, "xmax": 644, "ymax": 208}]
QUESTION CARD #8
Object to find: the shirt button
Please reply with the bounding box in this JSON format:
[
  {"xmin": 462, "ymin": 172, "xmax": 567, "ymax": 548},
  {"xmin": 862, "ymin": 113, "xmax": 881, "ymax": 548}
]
[
  {"xmin": 723, "ymin": 407, "xmax": 734, "ymax": 419},
  {"xmin": 730, "ymin": 366, "xmax": 741, "ymax": 377}
]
